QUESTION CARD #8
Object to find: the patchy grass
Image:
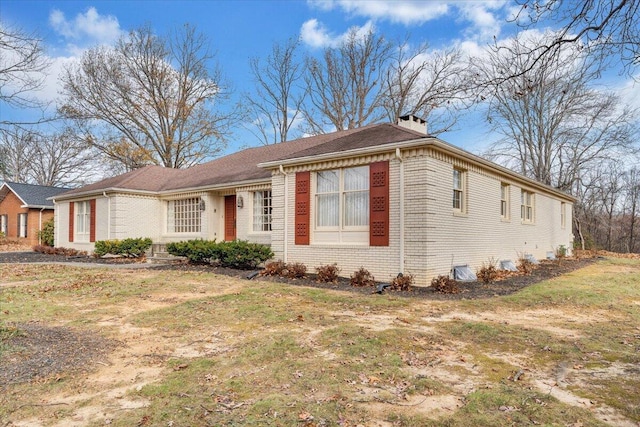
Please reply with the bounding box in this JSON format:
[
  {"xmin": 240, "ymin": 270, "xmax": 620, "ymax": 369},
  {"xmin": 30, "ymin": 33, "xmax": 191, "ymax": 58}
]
[{"xmin": 0, "ymin": 258, "xmax": 639, "ymax": 426}]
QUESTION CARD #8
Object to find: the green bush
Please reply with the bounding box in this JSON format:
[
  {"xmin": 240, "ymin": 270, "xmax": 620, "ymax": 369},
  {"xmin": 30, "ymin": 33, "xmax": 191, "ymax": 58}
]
[
  {"xmin": 166, "ymin": 239, "xmax": 273, "ymax": 269},
  {"xmin": 37, "ymin": 218, "xmax": 55, "ymax": 247},
  {"xmin": 94, "ymin": 237, "xmax": 152, "ymax": 258}
]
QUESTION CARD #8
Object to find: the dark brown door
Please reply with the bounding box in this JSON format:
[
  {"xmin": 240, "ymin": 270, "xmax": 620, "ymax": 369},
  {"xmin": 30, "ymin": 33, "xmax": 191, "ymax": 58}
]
[{"xmin": 224, "ymin": 195, "xmax": 236, "ymax": 241}]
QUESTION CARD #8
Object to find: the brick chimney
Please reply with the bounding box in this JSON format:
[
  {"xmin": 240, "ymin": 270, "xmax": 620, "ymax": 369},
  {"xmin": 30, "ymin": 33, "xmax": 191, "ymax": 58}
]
[{"xmin": 397, "ymin": 115, "xmax": 427, "ymax": 134}]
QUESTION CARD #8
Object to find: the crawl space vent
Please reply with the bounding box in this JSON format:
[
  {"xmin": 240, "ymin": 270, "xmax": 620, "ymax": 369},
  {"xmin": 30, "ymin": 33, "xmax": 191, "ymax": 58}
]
[
  {"xmin": 452, "ymin": 265, "xmax": 477, "ymax": 282},
  {"xmin": 500, "ymin": 260, "xmax": 518, "ymax": 271}
]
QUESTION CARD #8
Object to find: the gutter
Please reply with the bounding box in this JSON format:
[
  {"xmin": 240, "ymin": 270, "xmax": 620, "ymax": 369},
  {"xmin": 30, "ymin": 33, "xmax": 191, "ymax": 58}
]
[
  {"xmin": 279, "ymin": 165, "xmax": 288, "ymax": 263},
  {"xmin": 395, "ymin": 148, "xmax": 405, "ymax": 274}
]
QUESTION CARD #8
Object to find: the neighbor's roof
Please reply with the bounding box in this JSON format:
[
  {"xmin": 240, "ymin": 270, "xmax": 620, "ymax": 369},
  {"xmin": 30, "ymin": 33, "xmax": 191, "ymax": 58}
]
[
  {"xmin": 0, "ymin": 182, "xmax": 72, "ymax": 208},
  {"xmin": 56, "ymin": 123, "xmax": 426, "ymax": 199}
]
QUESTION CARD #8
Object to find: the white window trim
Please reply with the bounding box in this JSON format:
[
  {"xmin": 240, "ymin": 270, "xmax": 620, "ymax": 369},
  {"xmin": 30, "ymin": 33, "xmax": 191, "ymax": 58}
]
[
  {"xmin": 313, "ymin": 166, "xmax": 369, "ymax": 245},
  {"xmin": 75, "ymin": 201, "xmax": 90, "ymax": 242},
  {"xmin": 521, "ymin": 190, "xmax": 535, "ymax": 223},
  {"xmin": 18, "ymin": 213, "xmax": 28, "ymax": 238},
  {"xmin": 167, "ymin": 197, "xmax": 202, "ymax": 234},
  {"xmin": 251, "ymin": 190, "xmax": 272, "ymax": 233},
  {"xmin": 453, "ymin": 168, "xmax": 467, "ymax": 215},
  {"xmin": 501, "ymin": 183, "xmax": 510, "ymax": 221}
]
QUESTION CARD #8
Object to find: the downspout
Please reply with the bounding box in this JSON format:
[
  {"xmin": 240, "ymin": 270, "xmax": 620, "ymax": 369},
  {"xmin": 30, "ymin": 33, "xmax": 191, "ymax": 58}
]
[
  {"xmin": 395, "ymin": 148, "xmax": 405, "ymax": 274},
  {"xmin": 39, "ymin": 207, "xmax": 45, "ymax": 245},
  {"xmin": 103, "ymin": 192, "xmax": 111, "ymax": 240},
  {"xmin": 279, "ymin": 165, "xmax": 288, "ymax": 263}
]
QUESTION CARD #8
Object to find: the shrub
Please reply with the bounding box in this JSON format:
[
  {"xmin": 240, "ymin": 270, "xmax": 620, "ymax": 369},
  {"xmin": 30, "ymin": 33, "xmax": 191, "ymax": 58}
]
[
  {"xmin": 167, "ymin": 239, "xmax": 220, "ymax": 264},
  {"xmin": 283, "ymin": 262, "xmax": 307, "ymax": 279},
  {"xmin": 517, "ymin": 256, "xmax": 535, "ymax": 275},
  {"xmin": 32, "ymin": 245, "xmax": 87, "ymax": 257},
  {"xmin": 430, "ymin": 275, "xmax": 459, "ymax": 294},
  {"xmin": 315, "ymin": 264, "xmax": 341, "ymax": 283},
  {"xmin": 94, "ymin": 238, "xmax": 152, "ymax": 258},
  {"xmin": 217, "ymin": 240, "xmax": 274, "ymax": 269},
  {"xmin": 477, "ymin": 258, "xmax": 499, "ymax": 284},
  {"xmin": 37, "ymin": 219, "xmax": 55, "ymax": 246},
  {"xmin": 262, "ymin": 260, "xmax": 287, "ymax": 276},
  {"xmin": 390, "ymin": 273, "xmax": 414, "ymax": 291},
  {"xmin": 167, "ymin": 239, "xmax": 273, "ymax": 269},
  {"xmin": 350, "ymin": 267, "xmax": 375, "ymax": 287}
]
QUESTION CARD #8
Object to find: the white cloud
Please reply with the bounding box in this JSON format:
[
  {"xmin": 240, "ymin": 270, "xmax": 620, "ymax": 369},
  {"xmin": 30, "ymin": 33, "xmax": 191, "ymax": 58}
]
[
  {"xmin": 300, "ymin": 18, "xmax": 374, "ymax": 48},
  {"xmin": 49, "ymin": 7, "xmax": 121, "ymax": 46},
  {"xmin": 457, "ymin": 1, "xmax": 507, "ymax": 41},
  {"xmin": 308, "ymin": 0, "xmax": 449, "ymax": 25}
]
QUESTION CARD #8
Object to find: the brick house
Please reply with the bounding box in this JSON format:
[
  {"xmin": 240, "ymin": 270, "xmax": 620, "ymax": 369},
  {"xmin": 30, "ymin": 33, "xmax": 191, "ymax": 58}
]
[
  {"xmin": 0, "ymin": 182, "xmax": 71, "ymax": 246},
  {"xmin": 52, "ymin": 117, "xmax": 575, "ymax": 286}
]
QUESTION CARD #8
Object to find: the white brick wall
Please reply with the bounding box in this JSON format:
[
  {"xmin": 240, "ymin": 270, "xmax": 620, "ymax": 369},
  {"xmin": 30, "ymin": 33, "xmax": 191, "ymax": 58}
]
[{"xmin": 271, "ymin": 151, "xmax": 573, "ymax": 287}]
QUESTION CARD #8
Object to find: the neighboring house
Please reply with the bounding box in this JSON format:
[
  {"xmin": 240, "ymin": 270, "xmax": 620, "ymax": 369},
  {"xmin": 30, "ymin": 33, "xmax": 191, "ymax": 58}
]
[
  {"xmin": 0, "ymin": 181, "xmax": 71, "ymax": 246},
  {"xmin": 53, "ymin": 117, "xmax": 574, "ymax": 286}
]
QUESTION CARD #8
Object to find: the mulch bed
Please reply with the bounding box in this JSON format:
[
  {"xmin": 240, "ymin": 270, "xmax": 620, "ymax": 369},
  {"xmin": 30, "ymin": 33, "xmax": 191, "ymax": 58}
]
[{"xmin": 0, "ymin": 250, "xmax": 598, "ymax": 300}]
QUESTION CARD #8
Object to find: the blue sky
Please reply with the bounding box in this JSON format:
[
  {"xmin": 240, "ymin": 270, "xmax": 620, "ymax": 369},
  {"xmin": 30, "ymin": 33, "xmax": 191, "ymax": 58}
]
[{"xmin": 2, "ymin": 0, "xmax": 639, "ymax": 156}]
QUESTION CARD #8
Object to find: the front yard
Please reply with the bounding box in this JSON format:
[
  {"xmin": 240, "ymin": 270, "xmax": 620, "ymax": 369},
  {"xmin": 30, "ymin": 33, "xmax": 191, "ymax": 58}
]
[{"xmin": 1, "ymin": 257, "xmax": 639, "ymax": 426}]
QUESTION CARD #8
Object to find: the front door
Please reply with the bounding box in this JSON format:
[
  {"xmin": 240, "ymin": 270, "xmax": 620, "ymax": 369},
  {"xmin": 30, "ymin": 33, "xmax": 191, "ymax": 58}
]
[{"xmin": 224, "ymin": 195, "xmax": 236, "ymax": 241}]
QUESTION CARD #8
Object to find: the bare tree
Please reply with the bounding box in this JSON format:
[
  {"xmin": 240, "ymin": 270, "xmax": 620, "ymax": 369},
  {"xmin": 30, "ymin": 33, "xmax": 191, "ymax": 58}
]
[
  {"xmin": 510, "ymin": 0, "xmax": 640, "ymax": 79},
  {"xmin": 304, "ymin": 29, "xmax": 393, "ymax": 133},
  {"xmin": 0, "ymin": 125, "xmax": 33, "ymax": 183},
  {"xmin": 622, "ymin": 167, "xmax": 640, "ymax": 252},
  {"xmin": 382, "ymin": 41, "xmax": 471, "ymax": 135},
  {"xmin": 477, "ymin": 32, "xmax": 639, "ymax": 192},
  {"xmin": 60, "ymin": 24, "xmax": 233, "ymax": 169},
  {"xmin": 0, "ymin": 24, "xmax": 49, "ymax": 111},
  {"xmin": 244, "ymin": 38, "xmax": 306, "ymax": 145},
  {"xmin": 0, "ymin": 125, "xmax": 97, "ymax": 186}
]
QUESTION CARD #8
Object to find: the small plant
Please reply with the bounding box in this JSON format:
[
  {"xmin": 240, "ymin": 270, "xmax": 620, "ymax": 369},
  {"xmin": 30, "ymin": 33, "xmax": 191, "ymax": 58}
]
[
  {"xmin": 430, "ymin": 275, "xmax": 459, "ymax": 294},
  {"xmin": 37, "ymin": 218, "xmax": 55, "ymax": 247},
  {"xmin": 517, "ymin": 256, "xmax": 535, "ymax": 275},
  {"xmin": 32, "ymin": 245, "xmax": 87, "ymax": 257},
  {"xmin": 350, "ymin": 267, "xmax": 375, "ymax": 287},
  {"xmin": 390, "ymin": 273, "xmax": 414, "ymax": 291},
  {"xmin": 262, "ymin": 260, "xmax": 287, "ymax": 276},
  {"xmin": 556, "ymin": 245, "xmax": 567, "ymax": 259},
  {"xmin": 315, "ymin": 264, "xmax": 341, "ymax": 283},
  {"xmin": 284, "ymin": 262, "xmax": 307, "ymax": 279},
  {"xmin": 477, "ymin": 258, "xmax": 499, "ymax": 284}
]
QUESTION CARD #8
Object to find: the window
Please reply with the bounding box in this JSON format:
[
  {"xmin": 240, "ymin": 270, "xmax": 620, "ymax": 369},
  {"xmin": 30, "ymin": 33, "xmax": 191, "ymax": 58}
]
[
  {"xmin": 18, "ymin": 213, "xmax": 28, "ymax": 238},
  {"xmin": 453, "ymin": 168, "xmax": 465, "ymax": 212},
  {"xmin": 75, "ymin": 201, "xmax": 90, "ymax": 241},
  {"xmin": 521, "ymin": 190, "xmax": 534, "ymax": 222},
  {"xmin": 168, "ymin": 198, "xmax": 201, "ymax": 233},
  {"xmin": 316, "ymin": 166, "xmax": 369, "ymax": 229},
  {"xmin": 561, "ymin": 202, "xmax": 566, "ymax": 229},
  {"xmin": 253, "ymin": 190, "xmax": 272, "ymax": 232},
  {"xmin": 0, "ymin": 214, "xmax": 7, "ymax": 236},
  {"xmin": 500, "ymin": 183, "xmax": 510, "ymax": 219}
]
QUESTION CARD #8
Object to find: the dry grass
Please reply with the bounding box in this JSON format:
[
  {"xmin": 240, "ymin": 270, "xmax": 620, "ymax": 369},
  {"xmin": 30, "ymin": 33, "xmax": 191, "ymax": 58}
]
[{"xmin": 0, "ymin": 257, "xmax": 638, "ymax": 426}]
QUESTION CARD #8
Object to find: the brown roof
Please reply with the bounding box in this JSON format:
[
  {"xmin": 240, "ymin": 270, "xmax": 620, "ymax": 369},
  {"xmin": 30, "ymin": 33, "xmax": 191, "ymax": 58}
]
[{"xmin": 56, "ymin": 123, "xmax": 427, "ymax": 198}]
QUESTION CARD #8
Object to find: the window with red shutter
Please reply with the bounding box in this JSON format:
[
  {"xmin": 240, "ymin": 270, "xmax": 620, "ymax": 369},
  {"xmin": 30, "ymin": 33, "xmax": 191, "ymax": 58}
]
[
  {"xmin": 295, "ymin": 171, "xmax": 310, "ymax": 245},
  {"xmin": 369, "ymin": 161, "xmax": 389, "ymax": 246},
  {"xmin": 68, "ymin": 202, "xmax": 75, "ymax": 242},
  {"xmin": 89, "ymin": 199, "xmax": 96, "ymax": 242}
]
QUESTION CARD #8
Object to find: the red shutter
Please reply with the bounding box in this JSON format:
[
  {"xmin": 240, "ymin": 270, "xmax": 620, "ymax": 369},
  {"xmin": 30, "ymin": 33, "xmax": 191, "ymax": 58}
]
[
  {"xmin": 295, "ymin": 171, "xmax": 310, "ymax": 245},
  {"xmin": 89, "ymin": 199, "xmax": 96, "ymax": 242},
  {"xmin": 68, "ymin": 202, "xmax": 74, "ymax": 242},
  {"xmin": 370, "ymin": 161, "xmax": 389, "ymax": 246}
]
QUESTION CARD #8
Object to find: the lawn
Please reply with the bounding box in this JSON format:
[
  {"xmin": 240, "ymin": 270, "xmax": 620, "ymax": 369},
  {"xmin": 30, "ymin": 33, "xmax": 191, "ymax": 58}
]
[{"xmin": 1, "ymin": 258, "xmax": 638, "ymax": 426}]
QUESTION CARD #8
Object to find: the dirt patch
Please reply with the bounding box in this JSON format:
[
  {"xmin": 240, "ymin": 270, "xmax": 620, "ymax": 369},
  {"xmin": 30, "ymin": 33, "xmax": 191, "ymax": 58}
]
[{"xmin": 0, "ymin": 323, "xmax": 117, "ymax": 386}]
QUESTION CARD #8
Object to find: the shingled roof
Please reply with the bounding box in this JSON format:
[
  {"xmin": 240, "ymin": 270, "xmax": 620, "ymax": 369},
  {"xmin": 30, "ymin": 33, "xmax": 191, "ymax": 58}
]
[
  {"xmin": 55, "ymin": 123, "xmax": 429, "ymax": 199},
  {"xmin": 0, "ymin": 182, "xmax": 72, "ymax": 208}
]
